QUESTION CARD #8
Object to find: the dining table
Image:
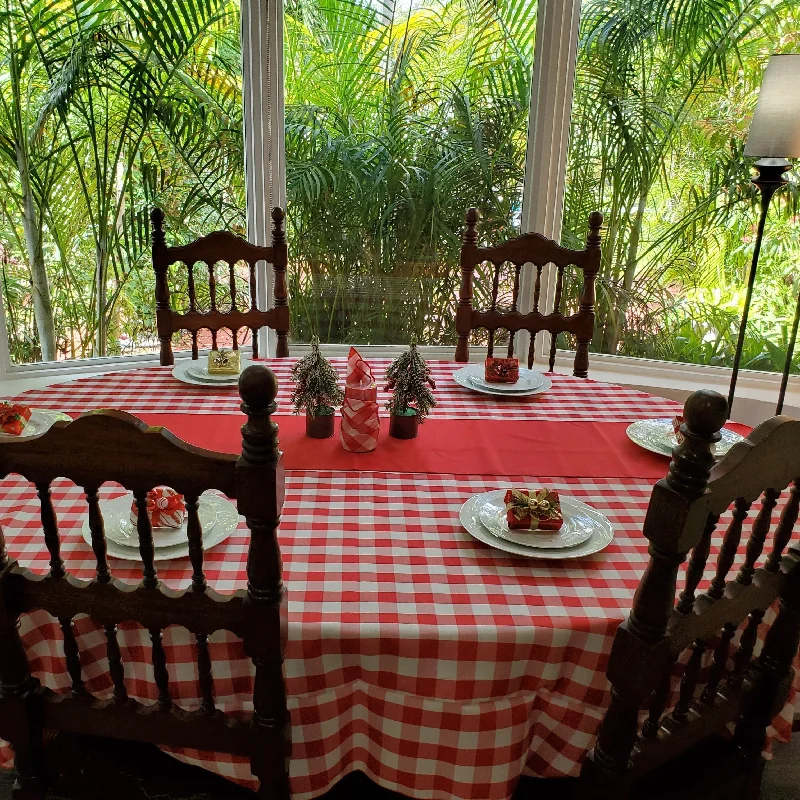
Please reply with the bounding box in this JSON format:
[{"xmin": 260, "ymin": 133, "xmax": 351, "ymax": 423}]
[{"xmin": 0, "ymin": 357, "xmax": 794, "ymax": 800}]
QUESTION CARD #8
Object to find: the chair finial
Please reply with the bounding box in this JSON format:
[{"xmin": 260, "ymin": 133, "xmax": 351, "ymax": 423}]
[
  {"xmin": 464, "ymin": 208, "xmax": 480, "ymax": 246},
  {"xmin": 667, "ymin": 389, "xmax": 728, "ymax": 496},
  {"xmin": 150, "ymin": 208, "xmax": 166, "ymax": 247},
  {"xmin": 587, "ymin": 211, "xmax": 603, "ymax": 249},
  {"xmin": 271, "ymin": 206, "xmax": 286, "ymax": 245},
  {"xmin": 239, "ymin": 364, "xmax": 278, "ymax": 414}
]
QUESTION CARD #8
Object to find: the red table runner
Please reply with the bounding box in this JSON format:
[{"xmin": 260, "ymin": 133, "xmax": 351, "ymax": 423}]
[{"xmin": 138, "ymin": 413, "xmax": 749, "ymax": 479}]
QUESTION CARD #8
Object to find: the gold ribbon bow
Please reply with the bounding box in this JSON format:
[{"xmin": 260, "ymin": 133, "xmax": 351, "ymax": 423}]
[{"xmin": 505, "ymin": 489, "xmax": 559, "ymax": 521}]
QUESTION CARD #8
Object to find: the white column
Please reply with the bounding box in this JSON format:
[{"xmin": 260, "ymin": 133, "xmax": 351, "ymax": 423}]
[
  {"xmin": 516, "ymin": 0, "xmax": 582, "ymax": 363},
  {"xmin": 241, "ymin": 0, "xmax": 286, "ymax": 357},
  {"xmin": 0, "ymin": 291, "xmax": 12, "ymax": 379}
]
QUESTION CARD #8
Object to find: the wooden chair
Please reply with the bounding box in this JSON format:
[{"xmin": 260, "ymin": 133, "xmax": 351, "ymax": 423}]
[
  {"xmin": 455, "ymin": 209, "xmax": 603, "ymax": 376},
  {"xmin": 0, "ymin": 366, "xmax": 290, "ymax": 799},
  {"xmin": 581, "ymin": 389, "xmax": 800, "ymax": 800},
  {"xmin": 151, "ymin": 208, "xmax": 290, "ymax": 365}
]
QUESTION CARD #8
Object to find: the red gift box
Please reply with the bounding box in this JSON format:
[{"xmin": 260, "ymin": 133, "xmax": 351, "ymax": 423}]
[
  {"xmin": 130, "ymin": 487, "xmax": 186, "ymax": 529},
  {"xmin": 485, "ymin": 357, "xmax": 519, "ymax": 384},
  {"xmin": 504, "ymin": 488, "xmax": 563, "ymax": 531},
  {"xmin": 0, "ymin": 403, "xmax": 32, "ymax": 436}
]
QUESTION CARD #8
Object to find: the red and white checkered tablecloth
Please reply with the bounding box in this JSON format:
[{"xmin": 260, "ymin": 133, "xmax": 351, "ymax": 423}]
[
  {"xmin": 0, "ymin": 365, "xmax": 794, "ymax": 799},
  {"xmin": 9, "ymin": 359, "xmax": 682, "ymax": 421}
]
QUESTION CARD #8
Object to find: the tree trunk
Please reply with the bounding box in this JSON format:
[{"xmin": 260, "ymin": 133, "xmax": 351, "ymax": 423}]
[
  {"xmin": 607, "ymin": 192, "xmax": 647, "ymax": 354},
  {"xmin": 94, "ymin": 237, "xmax": 108, "ymax": 357},
  {"xmin": 15, "ymin": 143, "xmax": 56, "ymax": 362}
]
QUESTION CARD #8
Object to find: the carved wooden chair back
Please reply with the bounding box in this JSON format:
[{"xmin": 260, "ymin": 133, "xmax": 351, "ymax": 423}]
[
  {"xmin": 581, "ymin": 389, "xmax": 800, "ymax": 799},
  {"xmin": 151, "ymin": 208, "xmax": 290, "ymax": 365},
  {"xmin": 0, "ymin": 366, "xmax": 290, "ymax": 799},
  {"xmin": 454, "ymin": 209, "xmax": 603, "ymax": 376}
]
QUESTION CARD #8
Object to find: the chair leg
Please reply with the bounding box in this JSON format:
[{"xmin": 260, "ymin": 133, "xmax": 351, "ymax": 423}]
[
  {"xmin": 573, "ymin": 339, "xmax": 590, "ymax": 378},
  {"xmin": 455, "ymin": 337, "xmax": 469, "ymax": 363}
]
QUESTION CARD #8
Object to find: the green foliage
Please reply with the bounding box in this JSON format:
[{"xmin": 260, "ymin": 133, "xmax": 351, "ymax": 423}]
[
  {"xmin": 290, "ymin": 335, "xmax": 344, "ymax": 414},
  {"xmin": 384, "ymin": 342, "xmax": 436, "ymax": 420}
]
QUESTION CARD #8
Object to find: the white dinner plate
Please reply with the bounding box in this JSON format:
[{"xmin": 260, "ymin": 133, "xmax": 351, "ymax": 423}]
[
  {"xmin": 453, "ymin": 365, "xmax": 552, "ymax": 398},
  {"xmin": 478, "ymin": 491, "xmax": 596, "ymax": 549},
  {"xmin": 81, "ymin": 492, "xmax": 240, "ymax": 561},
  {"xmin": 626, "ymin": 418, "xmax": 744, "ymax": 459},
  {"xmin": 98, "ymin": 492, "xmax": 219, "ymax": 548},
  {"xmin": 0, "ymin": 409, "xmax": 72, "ymax": 439},
  {"xmin": 172, "ymin": 359, "xmax": 242, "ymax": 387},
  {"xmin": 459, "ymin": 491, "xmax": 614, "ymax": 559}
]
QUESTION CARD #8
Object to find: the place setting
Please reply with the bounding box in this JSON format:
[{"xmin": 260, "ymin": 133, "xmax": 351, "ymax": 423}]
[
  {"xmin": 0, "ymin": 401, "xmax": 71, "ymax": 439},
  {"xmin": 452, "ymin": 356, "xmax": 552, "ymax": 398},
  {"xmin": 460, "ymin": 486, "xmax": 614, "ymax": 560},
  {"xmin": 171, "ymin": 348, "xmax": 249, "ymax": 387},
  {"xmin": 83, "ymin": 486, "xmax": 241, "ymax": 561},
  {"xmin": 626, "ymin": 413, "xmax": 745, "ymax": 459}
]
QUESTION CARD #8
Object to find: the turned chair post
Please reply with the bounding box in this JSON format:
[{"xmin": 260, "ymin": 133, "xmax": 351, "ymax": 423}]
[
  {"xmin": 271, "ymin": 208, "xmax": 290, "ymax": 359},
  {"xmin": 455, "ymin": 207, "xmax": 480, "ymax": 364},
  {"xmin": 572, "ymin": 210, "xmax": 603, "ymax": 377},
  {"xmin": 151, "ymin": 208, "xmax": 174, "ymax": 367},
  {"xmin": 580, "ymin": 390, "xmax": 728, "ymax": 800},
  {"xmin": 237, "ymin": 366, "xmax": 291, "ymax": 798}
]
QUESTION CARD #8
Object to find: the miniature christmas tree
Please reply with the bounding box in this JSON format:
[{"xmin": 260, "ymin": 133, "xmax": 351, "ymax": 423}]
[
  {"xmin": 384, "ymin": 343, "xmax": 437, "ymax": 421},
  {"xmin": 291, "ymin": 336, "xmax": 344, "ymax": 416}
]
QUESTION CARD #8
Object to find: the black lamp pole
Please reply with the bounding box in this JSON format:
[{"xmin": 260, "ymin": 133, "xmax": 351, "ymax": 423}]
[
  {"xmin": 727, "ymin": 157, "xmax": 790, "ymax": 417},
  {"xmin": 777, "ymin": 273, "xmax": 800, "ymax": 415}
]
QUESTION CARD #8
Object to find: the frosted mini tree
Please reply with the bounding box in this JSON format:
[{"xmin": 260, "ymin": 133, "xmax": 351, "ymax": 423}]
[
  {"xmin": 291, "ymin": 337, "xmax": 344, "ymax": 437},
  {"xmin": 384, "ymin": 343, "xmax": 436, "ymax": 422}
]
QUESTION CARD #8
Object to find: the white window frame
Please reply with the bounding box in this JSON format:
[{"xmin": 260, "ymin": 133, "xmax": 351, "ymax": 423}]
[{"xmin": 1, "ymin": 0, "xmax": 797, "ymax": 415}]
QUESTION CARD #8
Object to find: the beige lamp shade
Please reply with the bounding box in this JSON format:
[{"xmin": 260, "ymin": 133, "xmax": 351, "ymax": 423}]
[{"xmin": 744, "ymin": 54, "xmax": 800, "ymax": 158}]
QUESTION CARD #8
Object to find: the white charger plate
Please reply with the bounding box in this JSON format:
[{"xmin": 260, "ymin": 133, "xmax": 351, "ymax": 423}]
[
  {"xmin": 478, "ymin": 491, "xmax": 595, "ymax": 549},
  {"xmin": 626, "ymin": 418, "xmax": 744, "ymax": 459},
  {"xmin": 453, "ymin": 365, "xmax": 552, "ymax": 398},
  {"xmin": 459, "ymin": 491, "xmax": 614, "ymax": 559},
  {"xmin": 81, "ymin": 492, "xmax": 239, "ymax": 561},
  {"xmin": 172, "ymin": 359, "xmax": 241, "ymax": 387},
  {"xmin": 0, "ymin": 409, "xmax": 72, "ymax": 439}
]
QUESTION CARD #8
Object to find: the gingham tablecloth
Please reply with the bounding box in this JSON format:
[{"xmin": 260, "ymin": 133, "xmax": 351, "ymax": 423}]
[{"xmin": 1, "ymin": 362, "xmax": 795, "ymax": 799}]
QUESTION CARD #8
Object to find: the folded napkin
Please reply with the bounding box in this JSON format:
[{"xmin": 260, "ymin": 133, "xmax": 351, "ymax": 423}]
[{"xmin": 340, "ymin": 347, "xmax": 379, "ymax": 452}]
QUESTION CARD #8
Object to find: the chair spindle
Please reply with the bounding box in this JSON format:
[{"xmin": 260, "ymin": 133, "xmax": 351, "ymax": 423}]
[
  {"xmin": 149, "ymin": 627, "xmax": 172, "ymax": 711},
  {"xmin": 185, "ymin": 496, "xmax": 206, "ymax": 593},
  {"xmin": 191, "ymin": 331, "xmax": 199, "ymax": 360},
  {"xmin": 548, "ymin": 266, "xmax": 566, "ymax": 372},
  {"xmin": 488, "ymin": 329, "xmax": 495, "ymax": 358},
  {"xmin": 249, "ymin": 261, "xmax": 257, "ymax": 311},
  {"xmin": 701, "ymin": 623, "xmax": 737, "ymax": 704},
  {"xmin": 708, "ymin": 497, "xmax": 751, "ymax": 599},
  {"xmin": 86, "ymin": 487, "xmax": 111, "ymax": 583},
  {"xmin": 208, "ymin": 262, "xmax": 217, "ymax": 313},
  {"xmin": 527, "ymin": 334, "xmax": 536, "ymax": 371},
  {"xmin": 671, "ymin": 639, "xmax": 706, "ymax": 723},
  {"xmin": 196, "ymin": 633, "xmax": 215, "ymax": 714},
  {"xmin": 677, "ymin": 514, "xmax": 719, "ymax": 614},
  {"xmin": 738, "ymin": 488, "xmax": 779, "ymax": 586},
  {"xmin": 211, "ymin": 329, "xmax": 218, "ymax": 351},
  {"xmin": 767, "ymin": 480, "xmax": 800, "ymax": 571},
  {"xmin": 59, "ymin": 616, "xmax": 86, "ymax": 697},
  {"xmin": 533, "ymin": 264, "xmax": 543, "ymax": 312},
  {"xmin": 37, "ymin": 482, "xmax": 65, "ymax": 579},
  {"xmin": 105, "ymin": 623, "xmax": 128, "ymax": 705},
  {"xmin": 229, "ymin": 262, "xmax": 237, "ymax": 312},
  {"xmin": 0, "ymin": 521, "xmax": 8, "ymax": 568},
  {"xmin": 187, "ymin": 263, "xmax": 197, "ymax": 313},
  {"xmin": 729, "ymin": 610, "xmax": 765, "ymax": 688},
  {"xmin": 490, "ymin": 262, "xmax": 501, "ymax": 311},
  {"xmin": 641, "ymin": 661, "xmax": 674, "ymax": 739},
  {"xmin": 133, "ymin": 491, "xmax": 158, "ymax": 589}
]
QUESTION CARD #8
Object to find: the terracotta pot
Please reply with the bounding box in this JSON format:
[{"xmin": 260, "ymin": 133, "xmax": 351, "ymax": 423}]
[
  {"xmin": 389, "ymin": 410, "xmax": 418, "ymax": 439},
  {"xmin": 306, "ymin": 409, "xmax": 335, "ymax": 439}
]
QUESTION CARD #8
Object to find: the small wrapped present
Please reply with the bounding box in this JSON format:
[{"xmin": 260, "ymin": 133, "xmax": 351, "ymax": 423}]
[
  {"xmin": 504, "ymin": 488, "xmax": 563, "ymax": 531},
  {"xmin": 208, "ymin": 348, "xmax": 241, "ymax": 375},
  {"xmin": 672, "ymin": 415, "xmax": 685, "ymax": 444},
  {"xmin": 340, "ymin": 347, "xmax": 379, "ymax": 452},
  {"xmin": 130, "ymin": 487, "xmax": 186, "ymax": 529},
  {"xmin": 0, "ymin": 402, "xmax": 32, "ymax": 436},
  {"xmin": 485, "ymin": 357, "xmax": 519, "ymax": 384}
]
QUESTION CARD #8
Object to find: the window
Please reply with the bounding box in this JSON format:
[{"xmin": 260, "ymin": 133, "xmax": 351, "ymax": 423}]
[
  {"xmin": 0, "ymin": 0, "xmax": 244, "ymax": 366},
  {"xmin": 560, "ymin": 0, "xmax": 800, "ymax": 375},
  {"xmin": 283, "ymin": 0, "xmax": 537, "ymax": 345}
]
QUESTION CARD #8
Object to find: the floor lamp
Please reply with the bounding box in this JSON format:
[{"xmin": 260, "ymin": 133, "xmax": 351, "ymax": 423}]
[{"xmin": 727, "ymin": 54, "xmax": 800, "ymax": 417}]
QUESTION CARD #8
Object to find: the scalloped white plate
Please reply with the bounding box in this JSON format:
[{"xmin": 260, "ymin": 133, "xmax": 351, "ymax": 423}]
[{"xmin": 0, "ymin": 409, "xmax": 72, "ymax": 439}]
